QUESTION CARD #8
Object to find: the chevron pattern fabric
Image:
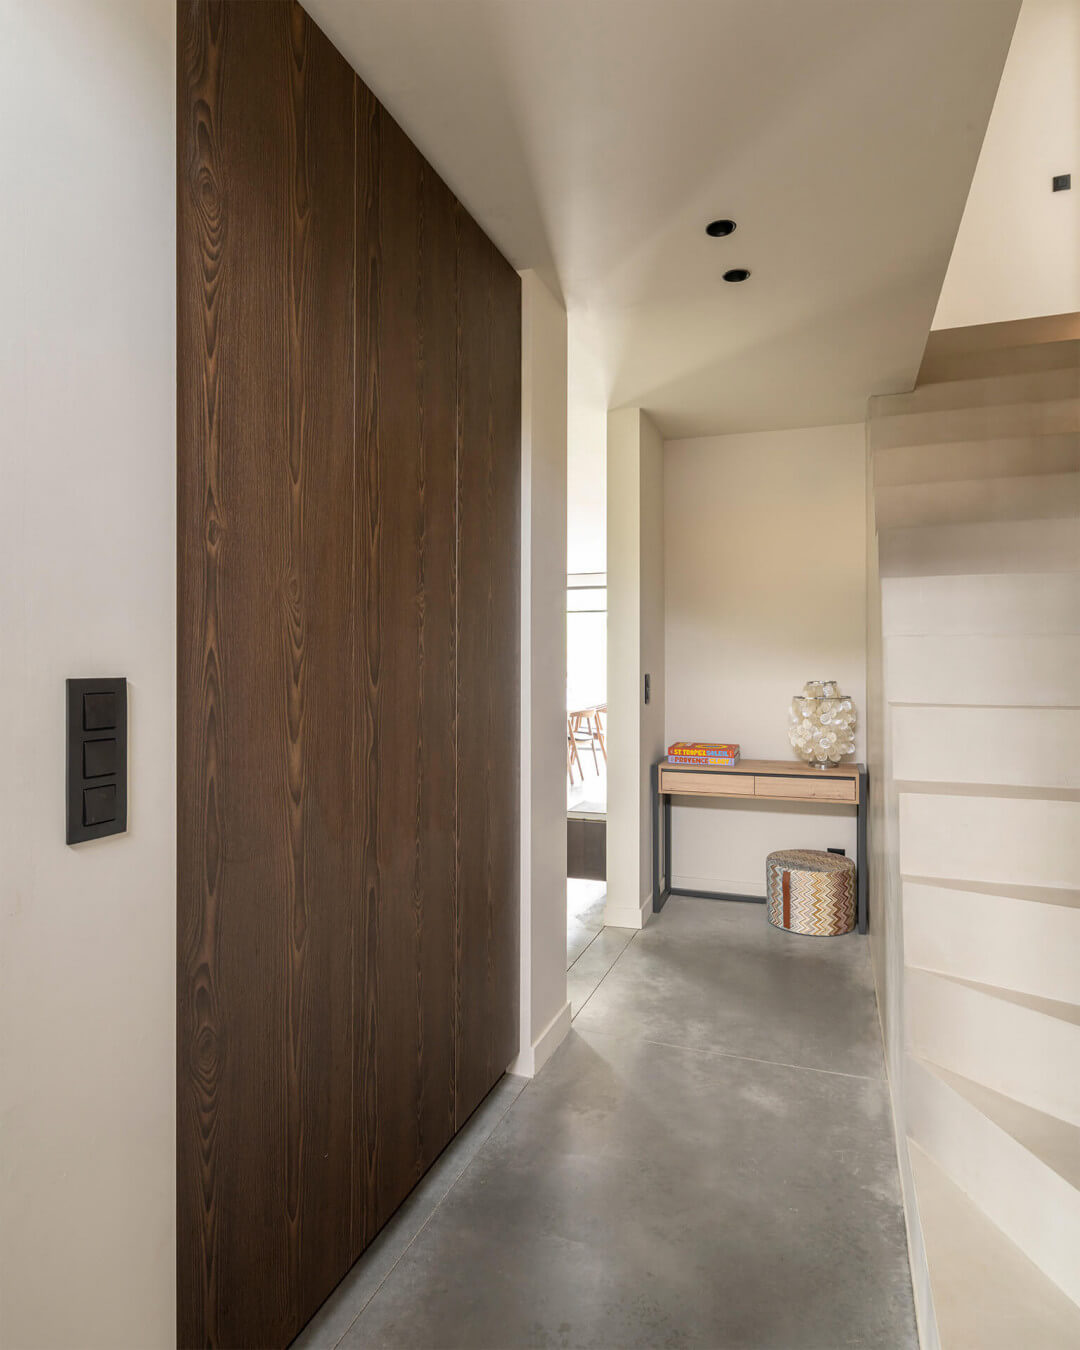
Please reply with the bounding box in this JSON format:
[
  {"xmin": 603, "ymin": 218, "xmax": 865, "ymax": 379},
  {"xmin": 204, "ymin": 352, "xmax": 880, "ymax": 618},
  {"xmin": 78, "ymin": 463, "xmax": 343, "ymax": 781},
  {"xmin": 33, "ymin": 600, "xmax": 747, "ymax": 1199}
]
[{"xmin": 766, "ymin": 848, "xmax": 855, "ymax": 936}]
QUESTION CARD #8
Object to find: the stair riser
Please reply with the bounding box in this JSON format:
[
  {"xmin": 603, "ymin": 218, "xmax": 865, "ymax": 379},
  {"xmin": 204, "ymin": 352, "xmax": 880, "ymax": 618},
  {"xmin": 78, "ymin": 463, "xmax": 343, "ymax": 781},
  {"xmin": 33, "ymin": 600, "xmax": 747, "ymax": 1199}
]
[
  {"xmin": 906, "ymin": 969, "xmax": 1080, "ymax": 1126},
  {"xmin": 904, "ymin": 881, "xmax": 1080, "ymax": 1009},
  {"xmin": 879, "ymin": 517, "xmax": 1080, "ymax": 577},
  {"xmin": 872, "ymin": 365, "xmax": 1080, "ymax": 418},
  {"xmin": 874, "ymin": 433, "xmax": 1080, "ymax": 489},
  {"xmin": 892, "ymin": 707, "xmax": 1080, "ymax": 790},
  {"xmin": 907, "ymin": 1057, "xmax": 1080, "ymax": 1307},
  {"xmin": 885, "ymin": 634, "xmax": 1080, "ymax": 707},
  {"xmin": 898, "ymin": 793, "xmax": 1080, "ymax": 894},
  {"xmin": 882, "ymin": 572, "xmax": 1080, "ymax": 638},
  {"xmin": 870, "ymin": 398, "xmax": 1079, "ymax": 451},
  {"xmin": 875, "ymin": 472, "xmax": 1080, "ymax": 529}
]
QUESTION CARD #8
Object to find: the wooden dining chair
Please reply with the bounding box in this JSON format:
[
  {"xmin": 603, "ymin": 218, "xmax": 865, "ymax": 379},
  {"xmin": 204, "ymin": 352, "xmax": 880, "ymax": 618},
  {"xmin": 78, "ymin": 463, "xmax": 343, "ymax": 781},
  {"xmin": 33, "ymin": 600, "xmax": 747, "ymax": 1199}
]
[
  {"xmin": 570, "ymin": 708, "xmax": 602, "ymax": 775},
  {"xmin": 567, "ymin": 714, "xmax": 583, "ymax": 784},
  {"xmin": 592, "ymin": 705, "xmax": 607, "ymax": 762}
]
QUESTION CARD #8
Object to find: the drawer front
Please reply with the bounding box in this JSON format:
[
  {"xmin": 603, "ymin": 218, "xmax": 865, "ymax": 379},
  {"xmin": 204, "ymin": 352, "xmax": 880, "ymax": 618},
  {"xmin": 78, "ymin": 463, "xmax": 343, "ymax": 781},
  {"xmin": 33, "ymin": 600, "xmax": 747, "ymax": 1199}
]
[
  {"xmin": 659, "ymin": 768, "xmax": 755, "ymax": 797},
  {"xmin": 754, "ymin": 774, "xmax": 856, "ymax": 803}
]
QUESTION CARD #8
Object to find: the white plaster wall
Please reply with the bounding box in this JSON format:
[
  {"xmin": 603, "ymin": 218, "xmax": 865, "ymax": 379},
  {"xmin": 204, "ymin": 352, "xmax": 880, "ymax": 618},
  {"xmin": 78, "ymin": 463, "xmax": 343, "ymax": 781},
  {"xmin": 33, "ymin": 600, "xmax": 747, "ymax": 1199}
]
[
  {"xmin": 639, "ymin": 413, "xmax": 666, "ymax": 906},
  {"xmin": 607, "ymin": 407, "xmax": 664, "ymax": 927},
  {"xmin": 567, "ymin": 311, "xmax": 607, "ymax": 575},
  {"xmin": 664, "ymin": 424, "xmax": 867, "ymax": 895},
  {"xmin": 0, "ymin": 2, "xmax": 176, "ymax": 1345},
  {"xmin": 515, "ymin": 271, "xmax": 570, "ymax": 1074},
  {"xmin": 934, "ymin": 0, "xmax": 1080, "ymax": 329}
]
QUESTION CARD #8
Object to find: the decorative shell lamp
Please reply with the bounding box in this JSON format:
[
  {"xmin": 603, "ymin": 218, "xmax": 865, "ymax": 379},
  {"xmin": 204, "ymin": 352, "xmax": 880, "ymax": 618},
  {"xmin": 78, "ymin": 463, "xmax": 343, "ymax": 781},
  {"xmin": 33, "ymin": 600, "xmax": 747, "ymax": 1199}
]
[{"xmin": 788, "ymin": 680, "xmax": 857, "ymax": 769}]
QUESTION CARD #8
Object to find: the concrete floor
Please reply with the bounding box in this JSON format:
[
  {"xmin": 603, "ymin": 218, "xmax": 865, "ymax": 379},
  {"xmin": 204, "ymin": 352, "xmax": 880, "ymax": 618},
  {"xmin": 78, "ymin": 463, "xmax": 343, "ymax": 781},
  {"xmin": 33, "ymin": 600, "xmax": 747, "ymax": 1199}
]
[
  {"xmin": 567, "ymin": 878, "xmax": 608, "ymax": 967},
  {"xmin": 294, "ymin": 898, "xmax": 917, "ymax": 1350}
]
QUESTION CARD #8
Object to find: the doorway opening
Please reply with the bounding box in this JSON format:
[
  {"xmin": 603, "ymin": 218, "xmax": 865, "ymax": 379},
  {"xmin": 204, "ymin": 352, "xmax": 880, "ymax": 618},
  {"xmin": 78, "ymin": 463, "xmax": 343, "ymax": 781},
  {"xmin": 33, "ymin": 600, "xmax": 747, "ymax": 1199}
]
[
  {"xmin": 566, "ymin": 571, "xmax": 610, "ymax": 1000},
  {"xmin": 567, "ymin": 572, "xmax": 606, "ymax": 814}
]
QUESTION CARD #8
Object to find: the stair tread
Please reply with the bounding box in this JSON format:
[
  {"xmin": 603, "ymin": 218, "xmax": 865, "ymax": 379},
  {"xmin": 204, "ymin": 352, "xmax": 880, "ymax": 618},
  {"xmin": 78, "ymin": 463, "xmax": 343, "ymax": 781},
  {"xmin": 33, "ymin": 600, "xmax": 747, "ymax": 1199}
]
[
  {"xmin": 916, "ymin": 1057, "xmax": 1080, "ymax": 1189},
  {"xmin": 885, "ymin": 632, "xmax": 1080, "ymax": 708},
  {"xmin": 915, "ymin": 969, "xmax": 1080, "ymax": 1028},
  {"xmin": 901, "ymin": 874, "xmax": 1080, "ymax": 910},
  {"xmin": 875, "ymin": 470, "xmax": 1080, "ymax": 528},
  {"xmin": 870, "ymin": 396, "xmax": 1080, "ymax": 450},
  {"xmin": 910, "ymin": 1140, "xmax": 1080, "ymax": 1350},
  {"xmin": 874, "ymin": 434, "xmax": 1080, "ymax": 488},
  {"xmin": 890, "ymin": 705, "xmax": 1080, "ymax": 792},
  {"xmin": 917, "ymin": 337, "xmax": 1080, "ymax": 386},
  {"xmin": 872, "ymin": 365, "xmax": 1079, "ymax": 417},
  {"xmin": 881, "ymin": 570, "xmax": 1080, "ymax": 638},
  {"xmin": 879, "ymin": 515, "xmax": 1080, "ymax": 577}
]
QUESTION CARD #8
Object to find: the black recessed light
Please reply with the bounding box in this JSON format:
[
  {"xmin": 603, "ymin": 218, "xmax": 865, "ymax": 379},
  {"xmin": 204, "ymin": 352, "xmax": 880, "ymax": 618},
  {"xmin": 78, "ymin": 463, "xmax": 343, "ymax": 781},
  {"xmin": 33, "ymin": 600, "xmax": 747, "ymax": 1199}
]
[
  {"xmin": 706, "ymin": 219, "xmax": 737, "ymax": 237},
  {"xmin": 723, "ymin": 267, "xmax": 751, "ymax": 283}
]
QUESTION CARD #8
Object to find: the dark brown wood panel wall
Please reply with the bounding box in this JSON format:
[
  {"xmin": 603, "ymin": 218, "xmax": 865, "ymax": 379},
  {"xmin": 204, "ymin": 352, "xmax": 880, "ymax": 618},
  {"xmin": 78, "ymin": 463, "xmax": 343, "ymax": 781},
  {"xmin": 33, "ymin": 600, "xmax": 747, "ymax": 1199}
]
[
  {"xmin": 177, "ymin": 4, "xmax": 520, "ymax": 1346},
  {"xmin": 455, "ymin": 212, "xmax": 522, "ymax": 1128}
]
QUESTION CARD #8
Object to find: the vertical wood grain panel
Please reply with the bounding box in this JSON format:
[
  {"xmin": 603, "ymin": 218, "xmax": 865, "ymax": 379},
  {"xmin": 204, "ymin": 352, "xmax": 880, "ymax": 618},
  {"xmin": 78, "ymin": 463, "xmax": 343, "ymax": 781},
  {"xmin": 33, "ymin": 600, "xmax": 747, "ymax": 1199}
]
[
  {"xmin": 413, "ymin": 152, "xmax": 460, "ymax": 1178},
  {"xmin": 351, "ymin": 71, "xmax": 381, "ymax": 1261},
  {"xmin": 487, "ymin": 245, "xmax": 524, "ymax": 1088},
  {"xmin": 362, "ymin": 106, "xmax": 458, "ymax": 1233},
  {"xmin": 280, "ymin": 6, "xmax": 356, "ymax": 1332},
  {"xmin": 177, "ymin": 3, "xmax": 232, "ymax": 1339},
  {"xmin": 179, "ymin": 5, "xmax": 292, "ymax": 1345},
  {"xmin": 179, "ymin": 3, "xmax": 520, "ymax": 1344},
  {"xmin": 178, "ymin": 3, "xmax": 355, "ymax": 1345},
  {"xmin": 455, "ymin": 211, "xmax": 522, "ymax": 1127}
]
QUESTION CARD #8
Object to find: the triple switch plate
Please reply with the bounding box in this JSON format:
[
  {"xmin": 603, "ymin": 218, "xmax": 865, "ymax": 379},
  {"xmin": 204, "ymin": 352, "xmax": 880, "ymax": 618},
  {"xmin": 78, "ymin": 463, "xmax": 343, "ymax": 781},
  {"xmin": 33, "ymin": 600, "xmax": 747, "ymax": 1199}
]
[{"xmin": 66, "ymin": 677, "xmax": 127, "ymax": 843}]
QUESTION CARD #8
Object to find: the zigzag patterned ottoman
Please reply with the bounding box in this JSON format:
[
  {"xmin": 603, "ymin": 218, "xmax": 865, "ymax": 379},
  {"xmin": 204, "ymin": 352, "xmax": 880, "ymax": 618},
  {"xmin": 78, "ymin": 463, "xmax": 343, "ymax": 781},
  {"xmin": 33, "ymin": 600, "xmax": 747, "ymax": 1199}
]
[{"xmin": 766, "ymin": 849, "xmax": 855, "ymax": 936}]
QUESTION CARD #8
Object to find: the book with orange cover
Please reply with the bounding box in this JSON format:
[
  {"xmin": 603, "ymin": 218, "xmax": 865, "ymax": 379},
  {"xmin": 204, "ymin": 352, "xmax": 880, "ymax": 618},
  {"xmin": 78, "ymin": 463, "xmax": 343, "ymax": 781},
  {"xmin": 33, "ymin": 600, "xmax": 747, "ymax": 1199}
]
[
  {"xmin": 668, "ymin": 742, "xmax": 739, "ymax": 757},
  {"xmin": 668, "ymin": 756, "xmax": 738, "ymax": 766},
  {"xmin": 667, "ymin": 741, "xmax": 740, "ymax": 766}
]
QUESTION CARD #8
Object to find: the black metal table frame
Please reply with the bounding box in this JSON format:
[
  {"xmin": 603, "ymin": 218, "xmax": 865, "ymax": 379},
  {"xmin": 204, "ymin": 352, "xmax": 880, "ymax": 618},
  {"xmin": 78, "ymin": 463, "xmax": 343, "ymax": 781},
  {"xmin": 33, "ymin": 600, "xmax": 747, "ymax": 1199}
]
[{"xmin": 652, "ymin": 762, "xmax": 869, "ymax": 935}]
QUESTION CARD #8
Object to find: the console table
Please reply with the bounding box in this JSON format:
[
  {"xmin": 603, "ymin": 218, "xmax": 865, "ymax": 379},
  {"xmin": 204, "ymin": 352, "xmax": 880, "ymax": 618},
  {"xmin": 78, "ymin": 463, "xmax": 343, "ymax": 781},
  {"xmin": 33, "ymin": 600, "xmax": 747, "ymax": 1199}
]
[{"xmin": 652, "ymin": 759, "xmax": 868, "ymax": 934}]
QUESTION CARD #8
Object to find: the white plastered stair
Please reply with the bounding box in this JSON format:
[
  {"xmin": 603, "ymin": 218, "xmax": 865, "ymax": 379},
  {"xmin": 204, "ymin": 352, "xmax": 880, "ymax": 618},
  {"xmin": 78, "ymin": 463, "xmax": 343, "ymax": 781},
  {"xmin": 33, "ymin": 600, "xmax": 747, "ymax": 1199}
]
[
  {"xmin": 870, "ymin": 326, "xmax": 1080, "ymax": 1347},
  {"xmin": 909, "ymin": 1142, "xmax": 1080, "ymax": 1350}
]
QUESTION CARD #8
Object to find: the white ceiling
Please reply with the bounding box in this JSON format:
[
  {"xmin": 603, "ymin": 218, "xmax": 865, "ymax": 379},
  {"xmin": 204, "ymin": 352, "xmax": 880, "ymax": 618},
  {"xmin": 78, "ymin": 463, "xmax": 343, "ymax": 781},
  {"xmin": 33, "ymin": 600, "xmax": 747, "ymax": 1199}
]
[{"xmin": 308, "ymin": 0, "xmax": 1020, "ymax": 437}]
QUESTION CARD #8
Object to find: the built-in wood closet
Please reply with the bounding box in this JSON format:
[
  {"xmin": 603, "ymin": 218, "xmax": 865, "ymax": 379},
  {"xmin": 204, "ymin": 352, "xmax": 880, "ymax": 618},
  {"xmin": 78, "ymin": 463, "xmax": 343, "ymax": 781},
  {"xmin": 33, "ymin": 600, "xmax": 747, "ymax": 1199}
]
[{"xmin": 176, "ymin": 3, "xmax": 520, "ymax": 1344}]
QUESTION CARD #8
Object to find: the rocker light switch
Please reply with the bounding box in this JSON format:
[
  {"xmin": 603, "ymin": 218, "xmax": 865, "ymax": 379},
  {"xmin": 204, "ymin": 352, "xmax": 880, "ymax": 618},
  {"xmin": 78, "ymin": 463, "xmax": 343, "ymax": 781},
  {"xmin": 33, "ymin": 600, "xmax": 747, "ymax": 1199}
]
[
  {"xmin": 67, "ymin": 678, "xmax": 127, "ymax": 843},
  {"xmin": 82, "ymin": 784, "xmax": 117, "ymax": 826},
  {"xmin": 83, "ymin": 691, "xmax": 118, "ymax": 730},
  {"xmin": 83, "ymin": 738, "xmax": 118, "ymax": 779}
]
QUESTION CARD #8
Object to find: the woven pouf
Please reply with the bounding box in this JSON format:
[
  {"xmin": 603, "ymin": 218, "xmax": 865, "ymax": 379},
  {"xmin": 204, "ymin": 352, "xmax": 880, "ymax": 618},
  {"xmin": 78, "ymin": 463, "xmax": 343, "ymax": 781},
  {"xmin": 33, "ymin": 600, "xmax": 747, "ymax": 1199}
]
[{"xmin": 766, "ymin": 849, "xmax": 855, "ymax": 936}]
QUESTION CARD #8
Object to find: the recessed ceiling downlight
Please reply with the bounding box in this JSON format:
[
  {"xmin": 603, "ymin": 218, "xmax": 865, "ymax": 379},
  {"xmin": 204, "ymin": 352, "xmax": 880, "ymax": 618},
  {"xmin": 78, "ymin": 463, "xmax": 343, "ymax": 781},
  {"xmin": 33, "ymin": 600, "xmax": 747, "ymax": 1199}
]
[
  {"xmin": 723, "ymin": 268, "xmax": 751, "ymax": 283},
  {"xmin": 706, "ymin": 219, "xmax": 737, "ymax": 237}
]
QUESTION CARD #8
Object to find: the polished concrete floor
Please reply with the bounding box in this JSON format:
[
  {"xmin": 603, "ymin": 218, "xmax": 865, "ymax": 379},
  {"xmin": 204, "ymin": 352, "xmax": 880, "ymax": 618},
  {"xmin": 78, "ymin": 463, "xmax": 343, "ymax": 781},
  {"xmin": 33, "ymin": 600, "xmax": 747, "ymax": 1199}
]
[
  {"xmin": 294, "ymin": 898, "xmax": 917, "ymax": 1350},
  {"xmin": 567, "ymin": 756, "xmax": 607, "ymax": 815},
  {"xmin": 567, "ymin": 877, "xmax": 608, "ymax": 967},
  {"xmin": 566, "ymin": 879, "xmax": 637, "ymax": 1017}
]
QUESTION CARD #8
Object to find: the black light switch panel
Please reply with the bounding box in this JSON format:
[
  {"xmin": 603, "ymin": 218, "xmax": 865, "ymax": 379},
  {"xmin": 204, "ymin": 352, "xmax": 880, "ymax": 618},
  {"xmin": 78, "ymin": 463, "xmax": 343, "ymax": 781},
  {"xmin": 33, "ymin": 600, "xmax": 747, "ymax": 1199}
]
[{"xmin": 67, "ymin": 677, "xmax": 127, "ymax": 843}]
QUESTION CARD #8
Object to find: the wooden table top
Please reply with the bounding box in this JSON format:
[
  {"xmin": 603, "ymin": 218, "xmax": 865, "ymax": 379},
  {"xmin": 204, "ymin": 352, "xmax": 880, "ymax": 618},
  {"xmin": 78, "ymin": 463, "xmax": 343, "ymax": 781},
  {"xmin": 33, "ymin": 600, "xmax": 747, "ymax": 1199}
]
[{"xmin": 659, "ymin": 758, "xmax": 862, "ymax": 779}]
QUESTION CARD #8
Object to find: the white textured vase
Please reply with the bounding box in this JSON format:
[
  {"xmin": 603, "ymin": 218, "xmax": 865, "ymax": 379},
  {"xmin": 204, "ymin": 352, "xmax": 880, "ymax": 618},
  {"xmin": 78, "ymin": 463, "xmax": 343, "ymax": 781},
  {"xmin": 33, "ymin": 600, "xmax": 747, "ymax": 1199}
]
[{"xmin": 788, "ymin": 679, "xmax": 857, "ymax": 768}]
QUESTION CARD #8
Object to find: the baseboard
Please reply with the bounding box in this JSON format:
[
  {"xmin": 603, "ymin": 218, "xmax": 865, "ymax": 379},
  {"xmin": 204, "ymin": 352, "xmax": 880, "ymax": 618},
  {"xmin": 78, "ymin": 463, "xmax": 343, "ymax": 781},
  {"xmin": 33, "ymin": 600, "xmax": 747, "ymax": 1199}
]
[
  {"xmin": 671, "ymin": 873, "xmax": 766, "ymax": 898},
  {"xmin": 508, "ymin": 1000, "xmax": 571, "ymax": 1078},
  {"xmin": 869, "ymin": 931, "xmax": 938, "ymax": 1350},
  {"xmin": 604, "ymin": 890, "xmax": 653, "ymax": 929}
]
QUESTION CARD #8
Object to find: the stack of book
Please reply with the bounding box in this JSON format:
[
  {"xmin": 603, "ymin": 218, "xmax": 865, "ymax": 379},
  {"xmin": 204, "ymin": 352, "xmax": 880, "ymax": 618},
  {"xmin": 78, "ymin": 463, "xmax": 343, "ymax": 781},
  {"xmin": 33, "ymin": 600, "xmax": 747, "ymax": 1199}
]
[{"xmin": 667, "ymin": 742, "xmax": 740, "ymax": 767}]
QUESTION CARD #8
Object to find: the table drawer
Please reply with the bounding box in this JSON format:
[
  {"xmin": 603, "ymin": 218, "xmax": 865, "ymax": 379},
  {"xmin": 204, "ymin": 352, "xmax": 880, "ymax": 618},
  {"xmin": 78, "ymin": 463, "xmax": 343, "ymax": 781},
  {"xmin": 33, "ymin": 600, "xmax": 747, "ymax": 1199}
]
[
  {"xmin": 754, "ymin": 774, "xmax": 856, "ymax": 803},
  {"xmin": 659, "ymin": 768, "xmax": 755, "ymax": 796}
]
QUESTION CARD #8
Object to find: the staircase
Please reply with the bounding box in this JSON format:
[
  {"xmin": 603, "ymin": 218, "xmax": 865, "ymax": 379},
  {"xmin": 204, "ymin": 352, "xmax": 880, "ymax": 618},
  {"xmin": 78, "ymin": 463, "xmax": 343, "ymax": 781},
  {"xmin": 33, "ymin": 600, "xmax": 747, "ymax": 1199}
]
[{"xmin": 867, "ymin": 319, "xmax": 1080, "ymax": 1349}]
